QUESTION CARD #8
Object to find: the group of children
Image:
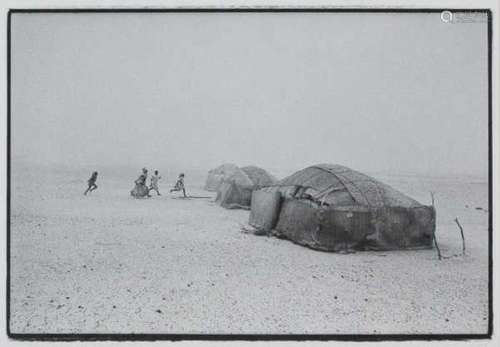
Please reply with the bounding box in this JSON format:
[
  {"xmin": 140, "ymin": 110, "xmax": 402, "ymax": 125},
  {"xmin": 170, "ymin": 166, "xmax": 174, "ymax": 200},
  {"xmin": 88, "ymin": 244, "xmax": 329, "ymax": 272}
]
[{"xmin": 83, "ymin": 169, "xmax": 187, "ymax": 198}]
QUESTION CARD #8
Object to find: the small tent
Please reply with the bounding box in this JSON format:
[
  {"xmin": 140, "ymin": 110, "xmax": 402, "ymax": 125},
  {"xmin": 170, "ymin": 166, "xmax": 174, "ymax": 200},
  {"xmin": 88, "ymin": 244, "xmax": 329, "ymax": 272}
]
[
  {"xmin": 216, "ymin": 166, "xmax": 278, "ymax": 210},
  {"xmin": 204, "ymin": 163, "xmax": 240, "ymax": 192},
  {"xmin": 249, "ymin": 164, "xmax": 435, "ymax": 252},
  {"xmin": 241, "ymin": 166, "xmax": 278, "ymax": 187}
]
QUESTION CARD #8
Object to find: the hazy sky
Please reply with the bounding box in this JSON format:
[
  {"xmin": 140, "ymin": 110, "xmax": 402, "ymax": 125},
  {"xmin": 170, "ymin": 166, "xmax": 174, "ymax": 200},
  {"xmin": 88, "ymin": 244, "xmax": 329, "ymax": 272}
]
[{"xmin": 11, "ymin": 12, "xmax": 489, "ymax": 176}]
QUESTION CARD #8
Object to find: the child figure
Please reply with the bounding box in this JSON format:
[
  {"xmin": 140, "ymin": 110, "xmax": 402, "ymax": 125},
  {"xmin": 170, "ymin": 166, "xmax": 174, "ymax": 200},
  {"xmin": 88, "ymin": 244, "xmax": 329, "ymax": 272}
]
[
  {"xmin": 131, "ymin": 168, "xmax": 151, "ymax": 198},
  {"xmin": 149, "ymin": 170, "xmax": 162, "ymax": 196},
  {"xmin": 84, "ymin": 171, "xmax": 98, "ymax": 195},
  {"xmin": 170, "ymin": 173, "xmax": 187, "ymax": 197}
]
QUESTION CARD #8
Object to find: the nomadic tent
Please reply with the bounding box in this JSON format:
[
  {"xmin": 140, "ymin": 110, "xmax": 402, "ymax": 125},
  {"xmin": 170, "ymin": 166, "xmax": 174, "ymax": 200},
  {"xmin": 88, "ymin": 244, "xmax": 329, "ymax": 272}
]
[
  {"xmin": 204, "ymin": 163, "xmax": 240, "ymax": 192},
  {"xmin": 249, "ymin": 164, "xmax": 435, "ymax": 252},
  {"xmin": 216, "ymin": 166, "xmax": 278, "ymax": 210},
  {"xmin": 241, "ymin": 166, "xmax": 277, "ymax": 187}
]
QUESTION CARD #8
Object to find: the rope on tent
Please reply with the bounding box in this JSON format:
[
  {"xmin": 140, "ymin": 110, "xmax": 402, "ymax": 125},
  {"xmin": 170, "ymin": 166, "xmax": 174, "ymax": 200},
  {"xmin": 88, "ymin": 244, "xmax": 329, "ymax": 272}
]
[
  {"xmin": 313, "ymin": 165, "xmax": 370, "ymax": 207},
  {"xmin": 314, "ymin": 185, "xmax": 344, "ymax": 206}
]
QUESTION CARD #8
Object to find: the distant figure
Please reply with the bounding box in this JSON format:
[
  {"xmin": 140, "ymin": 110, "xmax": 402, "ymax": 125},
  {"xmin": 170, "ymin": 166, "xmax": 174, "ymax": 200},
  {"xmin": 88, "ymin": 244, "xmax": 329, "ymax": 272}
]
[
  {"xmin": 170, "ymin": 173, "xmax": 187, "ymax": 197},
  {"xmin": 131, "ymin": 168, "xmax": 151, "ymax": 198},
  {"xmin": 84, "ymin": 171, "xmax": 98, "ymax": 195},
  {"xmin": 149, "ymin": 170, "xmax": 162, "ymax": 196}
]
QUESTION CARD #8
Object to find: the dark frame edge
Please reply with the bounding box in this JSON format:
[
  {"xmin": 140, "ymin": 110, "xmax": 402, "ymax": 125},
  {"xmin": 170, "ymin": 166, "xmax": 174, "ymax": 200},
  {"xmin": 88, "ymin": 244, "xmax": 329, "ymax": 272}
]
[
  {"xmin": 487, "ymin": 7, "xmax": 494, "ymax": 339},
  {"xmin": 5, "ymin": 333, "xmax": 494, "ymax": 342},
  {"xmin": 5, "ymin": 8, "xmax": 495, "ymax": 13},
  {"xmin": 6, "ymin": 8, "xmax": 12, "ymax": 339}
]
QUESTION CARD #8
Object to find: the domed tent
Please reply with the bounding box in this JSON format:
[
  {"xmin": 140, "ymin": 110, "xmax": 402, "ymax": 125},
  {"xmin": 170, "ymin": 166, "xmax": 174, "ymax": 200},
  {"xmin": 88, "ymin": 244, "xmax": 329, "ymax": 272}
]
[
  {"xmin": 216, "ymin": 166, "xmax": 278, "ymax": 210},
  {"xmin": 204, "ymin": 163, "xmax": 240, "ymax": 192},
  {"xmin": 241, "ymin": 166, "xmax": 278, "ymax": 187},
  {"xmin": 249, "ymin": 164, "xmax": 435, "ymax": 252},
  {"xmin": 215, "ymin": 168, "xmax": 254, "ymax": 209}
]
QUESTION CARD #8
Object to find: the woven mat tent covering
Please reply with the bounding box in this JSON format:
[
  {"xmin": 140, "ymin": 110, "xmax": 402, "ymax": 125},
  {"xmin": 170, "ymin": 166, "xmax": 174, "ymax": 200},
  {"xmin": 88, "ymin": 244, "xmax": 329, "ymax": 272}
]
[
  {"xmin": 204, "ymin": 163, "xmax": 241, "ymax": 192},
  {"xmin": 250, "ymin": 164, "xmax": 435, "ymax": 252},
  {"xmin": 241, "ymin": 166, "xmax": 278, "ymax": 187}
]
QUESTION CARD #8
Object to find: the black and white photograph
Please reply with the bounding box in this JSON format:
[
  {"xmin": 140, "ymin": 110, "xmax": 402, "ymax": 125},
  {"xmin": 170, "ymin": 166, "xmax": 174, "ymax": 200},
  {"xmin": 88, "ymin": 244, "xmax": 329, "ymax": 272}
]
[{"xmin": 3, "ymin": 1, "xmax": 497, "ymax": 342}]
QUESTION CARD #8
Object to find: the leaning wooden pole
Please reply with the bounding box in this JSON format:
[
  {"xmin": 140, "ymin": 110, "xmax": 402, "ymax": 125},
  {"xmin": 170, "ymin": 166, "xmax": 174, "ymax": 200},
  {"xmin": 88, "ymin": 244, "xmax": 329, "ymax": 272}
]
[
  {"xmin": 430, "ymin": 192, "xmax": 442, "ymax": 260},
  {"xmin": 433, "ymin": 229, "xmax": 442, "ymax": 260},
  {"xmin": 454, "ymin": 217, "xmax": 466, "ymax": 256}
]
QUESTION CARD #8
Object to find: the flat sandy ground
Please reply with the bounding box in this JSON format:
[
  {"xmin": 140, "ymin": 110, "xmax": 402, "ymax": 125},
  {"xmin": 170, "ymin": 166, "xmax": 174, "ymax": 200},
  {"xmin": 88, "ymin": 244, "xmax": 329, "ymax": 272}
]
[{"xmin": 9, "ymin": 163, "xmax": 489, "ymax": 334}]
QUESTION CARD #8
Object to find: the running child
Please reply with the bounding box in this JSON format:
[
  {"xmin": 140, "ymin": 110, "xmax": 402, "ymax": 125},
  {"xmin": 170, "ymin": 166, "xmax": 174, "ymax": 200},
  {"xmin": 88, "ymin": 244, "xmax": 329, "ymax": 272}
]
[
  {"xmin": 84, "ymin": 171, "xmax": 98, "ymax": 195},
  {"xmin": 149, "ymin": 170, "xmax": 162, "ymax": 196},
  {"xmin": 131, "ymin": 168, "xmax": 151, "ymax": 198},
  {"xmin": 170, "ymin": 173, "xmax": 187, "ymax": 198}
]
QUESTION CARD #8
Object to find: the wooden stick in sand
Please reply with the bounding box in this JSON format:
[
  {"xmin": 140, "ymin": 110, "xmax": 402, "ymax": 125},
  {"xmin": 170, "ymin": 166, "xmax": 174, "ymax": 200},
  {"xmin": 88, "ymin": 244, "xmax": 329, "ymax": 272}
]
[
  {"xmin": 454, "ymin": 217, "xmax": 466, "ymax": 256},
  {"xmin": 430, "ymin": 191, "xmax": 442, "ymax": 260},
  {"xmin": 432, "ymin": 230, "xmax": 442, "ymax": 260}
]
